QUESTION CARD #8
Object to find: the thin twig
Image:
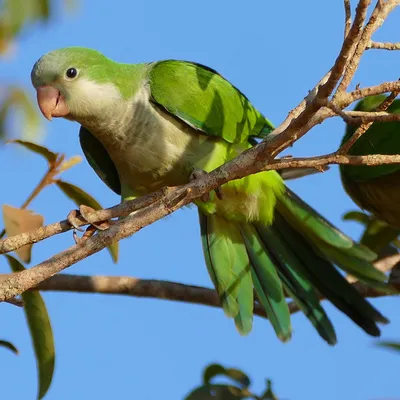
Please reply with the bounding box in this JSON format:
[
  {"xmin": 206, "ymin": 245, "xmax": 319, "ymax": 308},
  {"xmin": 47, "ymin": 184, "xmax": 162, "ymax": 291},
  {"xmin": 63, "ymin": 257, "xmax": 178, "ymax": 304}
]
[
  {"xmin": 5, "ymin": 297, "xmax": 24, "ymax": 307},
  {"xmin": 0, "ymin": 154, "xmax": 64, "ymax": 239},
  {"xmin": 338, "ymin": 87, "xmax": 400, "ymax": 154},
  {"xmin": 336, "ymin": 0, "xmax": 399, "ymax": 93},
  {"xmin": 260, "ymin": 0, "xmax": 373, "ymax": 159},
  {"xmin": 367, "ymin": 41, "xmax": 400, "ymax": 50},
  {"xmin": 345, "ymin": 80, "xmax": 400, "ymax": 105},
  {"xmin": 344, "ymin": 0, "xmax": 352, "ymax": 38}
]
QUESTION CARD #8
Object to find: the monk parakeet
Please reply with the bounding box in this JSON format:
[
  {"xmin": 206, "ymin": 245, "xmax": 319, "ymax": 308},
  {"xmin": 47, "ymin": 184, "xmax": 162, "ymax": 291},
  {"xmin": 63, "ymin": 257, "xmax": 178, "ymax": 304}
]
[
  {"xmin": 31, "ymin": 47, "xmax": 389, "ymax": 345},
  {"xmin": 340, "ymin": 95, "xmax": 400, "ymax": 253}
]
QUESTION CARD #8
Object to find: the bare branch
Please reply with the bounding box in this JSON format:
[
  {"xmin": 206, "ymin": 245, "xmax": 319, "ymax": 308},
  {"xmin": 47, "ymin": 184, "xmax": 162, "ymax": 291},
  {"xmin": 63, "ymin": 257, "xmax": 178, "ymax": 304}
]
[
  {"xmin": 338, "ymin": 87, "xmax": 400, "ymax": 154},
  {"xmin": 345, "ymin": 80, "xmax": 400, "ymax": 104},
  {"xmin": 0, "ymin": 190, "xmax": 164, "ymax": 255},
  {"xmin": 344, "ymin": 0, "xmax": 352, "ymax": 38},
  {"xmin": 336, "ymin": 0, "xmax": 400, "ymax": 93},
  {"xmin": 259, "ymin": 0, "xmax": 381, "ymax": 159},
  {"xmin": 1, "ymin": 152, "xmax": 400, "ymax": 264},
  {"xmin": 367, "ymin": 40, "xmax": 400, "ymax": 50},
  {"xmin": 0, "ymin": 273, "xmax": 397, "ymax": 320}
]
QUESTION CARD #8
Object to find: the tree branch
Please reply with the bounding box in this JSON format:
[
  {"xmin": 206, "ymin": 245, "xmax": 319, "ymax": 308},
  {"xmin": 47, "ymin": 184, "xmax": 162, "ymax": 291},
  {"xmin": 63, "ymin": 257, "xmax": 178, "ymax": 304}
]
[
  {"xmin": 0, "ymin": 272, "xmax": 397, "ymax": 319},
  {"xmin": 367, "ymin": 40, "xmax": 400, "ymax": 50},
  {"xmin": 2, "ymin": 153, "xmax": 400, "ymax": 259},
  {"xmin": 338, "ymin": 87, "xmax": 400, "ymax": 154},
  {"xmin": 344, "ymin": 0, "xmax": 352, "ymax": 39}
]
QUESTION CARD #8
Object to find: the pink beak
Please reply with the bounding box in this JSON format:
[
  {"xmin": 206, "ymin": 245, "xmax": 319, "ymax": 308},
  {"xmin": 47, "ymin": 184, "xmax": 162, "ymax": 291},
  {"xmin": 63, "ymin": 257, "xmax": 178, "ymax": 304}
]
[{"xmin": 36, "ymin": 86, "xmax": 70, "ymax": 120}]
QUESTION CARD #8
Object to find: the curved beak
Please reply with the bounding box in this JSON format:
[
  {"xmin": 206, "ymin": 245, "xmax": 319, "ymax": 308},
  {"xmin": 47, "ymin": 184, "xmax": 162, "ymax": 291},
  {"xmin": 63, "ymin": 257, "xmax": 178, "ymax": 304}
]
[{"xmin": 36, "ymin": 86, "xmax": 70, "ymax": 121}]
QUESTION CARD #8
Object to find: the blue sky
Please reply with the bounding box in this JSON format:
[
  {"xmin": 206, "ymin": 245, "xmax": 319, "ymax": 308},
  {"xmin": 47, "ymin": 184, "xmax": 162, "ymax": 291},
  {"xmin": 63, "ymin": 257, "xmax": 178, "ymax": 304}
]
[{"xmin": 1, "ymin": 1, "xmax": 400, "ymax": 399}]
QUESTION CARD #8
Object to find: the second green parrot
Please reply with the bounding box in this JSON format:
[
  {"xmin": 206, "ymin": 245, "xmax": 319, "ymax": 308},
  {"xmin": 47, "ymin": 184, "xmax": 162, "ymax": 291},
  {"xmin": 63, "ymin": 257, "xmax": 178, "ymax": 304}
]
[
  {"xmin": 31, "ymin": 47, "xmax": 389, "ymax": 345},
  {"xmin": 340, "ymin": 95, "xmax": 400, "ymax": 253}
]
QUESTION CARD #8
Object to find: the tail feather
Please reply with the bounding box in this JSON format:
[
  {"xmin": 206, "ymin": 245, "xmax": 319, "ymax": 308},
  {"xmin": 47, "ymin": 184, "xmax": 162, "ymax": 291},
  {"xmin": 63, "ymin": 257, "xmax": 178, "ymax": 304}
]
[
  {"xmin": 272, "ymin": 212, "xmax": 389, "ymax": 335},
  {"xmin": 317, "ymin": 242, "xmax": 388, "ymax": 285},
  {"xmin": 278, "ymin": 188, "xmax": 390, "ymax": 287},
  {"xmin": 255, "ymin": 223, "xmax": 337, "ymax": 345},
  {"xmin": 240, "ymin": 224, "xmax": 292, "ymax": 342},
  {"xmin": 200, "ymin": 213, "xmax": 254, "ymax": 332},
  {"xmin": 199, "ymin": 184, "xmax": 390, "ymax": 343},
  {"xmin": 280, "ymin": 189, "xmax": 377, "ymax": 261},
  {"xmin": 199, "ymin": 213, "xmax": 247, "ymax": 318}
]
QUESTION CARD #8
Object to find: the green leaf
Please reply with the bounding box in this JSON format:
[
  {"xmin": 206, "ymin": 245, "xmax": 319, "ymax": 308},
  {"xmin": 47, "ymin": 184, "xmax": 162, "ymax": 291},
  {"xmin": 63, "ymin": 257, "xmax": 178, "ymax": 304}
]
[
  {"xmin": 0, "ymin": 87, "xmax": 42, "ymax": 141},
  {"xmin": 0, "ymin": 0, "xmax": 27, "ymax": 53},
  {"xmin": 343, "ymin": 210, "xmax": 399, "ymax": 254},
  {"xmin": 35, "ymin": 0, "xmax": 51, "ymax": 19},
  {"xmin": 8, "ymin": 139, "xmax": 57, "ymax": 163},
  {"xmin": 56, "ymin": 180, "xmax": 119, "ymax": 263},
  {"xmin": 203, "ymin": 364, "xmax": 251, "ymax": 389},
  {"xmin": 342, "ymin": 210, "xmax": 371, "ymax": 226},
  {"xmin": 5, "ymin": 255, "xmax": 55, "ymax": 399},
  {"xmin": 185, "ymin": 384, "xmax": 249, "ymax": 400},
  {"xmin": 0, "ymin": 339, "xmax": 19, "ymax": 355},
  {"xmin": 376, "ymin": 341, "xmax": 400, "ymax": 352},
  {"xmin": 203, "ymin": 364, "xmax": 227, "ymax": 385},
  {"xmin": 261, "ymin": 380, "xmax": 278, "ymax": 400},
  {"xmin": 360, "ymin": 219, "xmax": 399, "ymax": 254}
]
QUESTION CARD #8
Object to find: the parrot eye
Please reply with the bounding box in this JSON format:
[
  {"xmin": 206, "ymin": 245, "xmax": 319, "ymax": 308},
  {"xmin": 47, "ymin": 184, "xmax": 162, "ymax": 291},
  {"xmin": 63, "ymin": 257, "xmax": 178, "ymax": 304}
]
[{"xmin": 65, "ymin": 67, "xmax": 78, "ymax": 79}]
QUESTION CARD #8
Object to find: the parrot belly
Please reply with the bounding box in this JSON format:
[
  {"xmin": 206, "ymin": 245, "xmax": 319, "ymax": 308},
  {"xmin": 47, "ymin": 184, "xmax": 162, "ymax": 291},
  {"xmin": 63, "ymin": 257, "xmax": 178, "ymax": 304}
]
[
  {"xmin": 342, "ymin": 170, "xmax": 400, "ymax": 229},
  {"xmin": 84, "ymin": 87, "xmax": 285, "ymax": 225}
]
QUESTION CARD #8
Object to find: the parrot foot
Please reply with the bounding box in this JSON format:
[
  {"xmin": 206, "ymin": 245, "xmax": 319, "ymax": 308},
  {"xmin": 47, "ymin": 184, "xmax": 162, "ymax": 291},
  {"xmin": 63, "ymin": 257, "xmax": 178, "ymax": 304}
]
[
  {"xmin": 161, "ymin": 186, "xmax": 190, "ymax": 210},
  {"xmin": 72, "ymin": 224, "xmax": 97, "ymax": 244},
  {"xmin": 189, "ymin": 169, "xmax": 224, "ymax": 202},
  {"xmin": 67, "ymin": 205, "xmax": 113, "ymax": 243}
]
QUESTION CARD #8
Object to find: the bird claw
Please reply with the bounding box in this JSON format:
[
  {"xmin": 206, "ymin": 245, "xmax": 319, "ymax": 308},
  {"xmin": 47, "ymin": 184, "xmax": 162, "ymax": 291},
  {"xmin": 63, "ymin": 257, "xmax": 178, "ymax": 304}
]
[
  {"xmin": 189, "ymin": 169, "xmax": 224, "ymax": 202},
  {"xmin": 67, "ymin": 209, "xmax": 85, "ymax": 232},
  {"xmin": 79, "ymin": 205, "xmax": 111, "ymax": 231},
  {"xmin": 68, "ymin": 205, "xmax": 113, "ymax": 244},
  {"xmin": 161, "ymin": 186, "xmax": 190, "ymax": 210},
  {"xmin": 73, "ymin": 224, "xmax": 97, "ymax": 244}
]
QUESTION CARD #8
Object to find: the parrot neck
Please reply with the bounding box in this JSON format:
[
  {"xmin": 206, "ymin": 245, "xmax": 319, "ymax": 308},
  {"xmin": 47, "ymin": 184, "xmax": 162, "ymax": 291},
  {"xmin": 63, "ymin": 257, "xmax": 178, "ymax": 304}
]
[
  {"xmin": 70, "ymin": 63, "xmax": 150, "ymax": 145},
  {"xmin": 76, "ymin": 84, "xmax": 152, "ymax": 150}
]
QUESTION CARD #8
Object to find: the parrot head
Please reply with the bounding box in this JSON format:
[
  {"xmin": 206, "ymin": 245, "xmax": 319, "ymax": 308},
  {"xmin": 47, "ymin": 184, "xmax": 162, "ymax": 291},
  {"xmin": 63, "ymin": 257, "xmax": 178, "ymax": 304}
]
[{"xmin": 31, "ymin": 47, "xmax": 122, "ymax": 122}]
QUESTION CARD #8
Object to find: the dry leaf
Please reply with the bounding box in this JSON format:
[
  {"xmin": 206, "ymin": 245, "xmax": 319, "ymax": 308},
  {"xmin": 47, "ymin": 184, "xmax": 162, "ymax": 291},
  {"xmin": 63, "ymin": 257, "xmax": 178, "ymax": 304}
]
[
  {"xmin": 58, "ymin": 155, "xmax": 82, "ymax": 173},
  {"xmin": 2, "ymin": 205, "xmax": 44, "ymax": 263}
]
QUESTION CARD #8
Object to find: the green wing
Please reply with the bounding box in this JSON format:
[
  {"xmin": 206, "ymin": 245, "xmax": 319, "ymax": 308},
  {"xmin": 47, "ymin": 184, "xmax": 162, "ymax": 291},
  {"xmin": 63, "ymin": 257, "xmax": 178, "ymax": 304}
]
[
  {"xmin": 340, "ymin": 95, "xmax": 400, "ymax": 182},
  {"xmin": 79, "ymin": 126, "xmax": 121, "ymax": 195},
  {"xmin": 148, "ymin": 60, "xmax": 274, "ymax": 143}
]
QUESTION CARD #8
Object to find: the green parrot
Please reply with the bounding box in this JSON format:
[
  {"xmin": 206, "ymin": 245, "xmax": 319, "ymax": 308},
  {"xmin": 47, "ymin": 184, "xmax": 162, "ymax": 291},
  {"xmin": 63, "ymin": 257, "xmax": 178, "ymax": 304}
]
[
  {"xmin": 31, "ymin": 47, "xmax": 389, "ymax": 345},
  {"xmin": 340, "ymin": 95, "xmax": 400, "ymax": 253}
]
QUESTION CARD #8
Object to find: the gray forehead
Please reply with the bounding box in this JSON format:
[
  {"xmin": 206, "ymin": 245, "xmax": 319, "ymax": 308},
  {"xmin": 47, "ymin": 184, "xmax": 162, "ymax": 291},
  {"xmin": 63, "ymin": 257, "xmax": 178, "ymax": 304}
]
[{"xmin": 31, "ymin": 52, "xmax": 69, "ymax": 87}]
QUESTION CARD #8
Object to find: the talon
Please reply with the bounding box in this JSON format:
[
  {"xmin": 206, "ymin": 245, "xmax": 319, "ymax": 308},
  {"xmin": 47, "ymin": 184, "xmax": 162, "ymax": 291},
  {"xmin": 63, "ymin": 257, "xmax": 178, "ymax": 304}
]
[
  {"xmin": 67, "ymin": 209, "xmax": 85, "ymax": 232},
  {"xmin": 189, "ymin": 169, "xmax": 224, "ymax": 202},
  {"xmin": 72, "ymin": 225, "xmax": 97, "ymax": 244},
  {"xmin": 164, "ymin": 188, "xmax": 190, "ymax": 210},
  {"xmin": 79, "ymin": 205, "xmax": 110, "ymax": 231},
  {"xmin": 82, "ymin": 225, "xmax": 97, "ymax": 239},
  {"xmin": 67, "ymin": 205, "xmax": 113, "ymax": 245},
  {"xmin": 215, "ymin": 187, "xmax": 224, "ymax": 201},
  {"xmin": 200, "ymin": 193, "xmax": 211, "ymax": 202},
  {"xmin": 72, "ymin": 229, "xmax": 80, "ymax": 244}
]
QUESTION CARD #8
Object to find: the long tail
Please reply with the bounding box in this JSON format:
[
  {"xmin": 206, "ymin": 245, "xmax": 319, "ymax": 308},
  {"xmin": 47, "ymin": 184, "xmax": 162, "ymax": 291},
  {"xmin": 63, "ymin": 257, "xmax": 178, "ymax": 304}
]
[{"xmin": 199, "ymin": 188, "xmax": 390, "ymax": 345}]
